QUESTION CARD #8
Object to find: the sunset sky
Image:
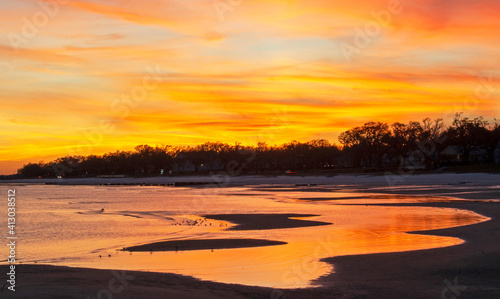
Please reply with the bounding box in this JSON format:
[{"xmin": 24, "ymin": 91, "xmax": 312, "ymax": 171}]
[{"xmin": 1, "ymin": 0, "xmax": 499, "ymax": 174}]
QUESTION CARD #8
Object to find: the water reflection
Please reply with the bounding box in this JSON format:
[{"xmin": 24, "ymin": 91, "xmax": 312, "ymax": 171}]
[{"xmin": 5, "ymin": 185, "xmax": 490, "ymax": 288}]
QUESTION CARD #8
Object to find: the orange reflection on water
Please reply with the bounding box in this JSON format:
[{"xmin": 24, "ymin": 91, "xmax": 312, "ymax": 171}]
[
  {"xmin": 12, "ymin": 186, "xmax": 490, "ymax": 289},
  {"xmin": 62, "ymin": 206, "xmax": 487, "ymax": 288}
]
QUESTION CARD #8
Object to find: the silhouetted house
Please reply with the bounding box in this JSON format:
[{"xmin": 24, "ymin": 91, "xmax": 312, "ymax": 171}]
[
  {"xmin": 332, "ymin": 153, "xmax": 354, "ymax": 168},
  {"xmin": 173, "ymin": 161, "xmax": 196, "ymax": 173},
  {"xmin": 199, "ymin": 159, "xmax": 225, "ymax": 172},
  {"xmin": 469, "ymin": 148, "xmax": 488, "ymax": 163},
  {"xmin": 255, "ymin": 162, "xmax": 276, "ymax": 172},
  {"xmin": 495, "ymin": 142, "xmax": 500, "ymax": 164},
  {"xmin": 441, "ymin": 146, "xmax": 490, "ymax": 163},
  {"xmin": 402, "ymin": 154, "xmax": 426, "ymax": 170},
  {"xmin": 381, "ymin": 153, "xmax": 394, "ymax": 168},
  {"xmin": 135, "ymin": 164, "xmax": 156, "ymax": 175},
  {"xmin": 320, "ymin": 162, "xmax": 336, "ymax": 169},
  {"xmin": 440, "ymin": 146, "xmax": 463, "ymax": 163},
  {"xmin": 172, "ymin": 159, "xmax": 225, "ymax": 173}
]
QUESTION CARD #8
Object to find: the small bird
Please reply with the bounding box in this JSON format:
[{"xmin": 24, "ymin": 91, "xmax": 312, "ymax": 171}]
[
  {"xmin": 99, "ymin": 255, "xmax": 101, "ymax": 258},
  {"xmin": 108, "ymin": 254, "xmax": 111, "ymax": 257}
]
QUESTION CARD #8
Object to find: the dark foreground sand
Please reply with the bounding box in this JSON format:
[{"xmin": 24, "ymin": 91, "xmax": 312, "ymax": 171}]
[
  {"xmin": 2, "ymin": 264, "xmax": 334, "ymax": 299},
  {"xmin": 2, "ymin": 179, "xmax": 500, "ymax": 298}
]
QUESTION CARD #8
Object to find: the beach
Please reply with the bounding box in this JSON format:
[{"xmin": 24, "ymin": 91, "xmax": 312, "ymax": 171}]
[{"xmin": 1, "ymin": 173, "xmax": 500, "ymax": 298}]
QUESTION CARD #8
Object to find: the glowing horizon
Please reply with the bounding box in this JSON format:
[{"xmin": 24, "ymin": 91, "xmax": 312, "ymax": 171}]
[{"xmin": 1, "ymin": 0, "xmax": 499, "ymax": 174}]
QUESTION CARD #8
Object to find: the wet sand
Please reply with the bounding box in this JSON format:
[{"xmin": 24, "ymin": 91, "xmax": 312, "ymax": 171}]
[
  {"xmin": 123, "ymin": 239, "xmax": 287, "ymax": 252},
  {"xmin": 2, "ymin": 175, "xmax": 500, "ymax": 298}
]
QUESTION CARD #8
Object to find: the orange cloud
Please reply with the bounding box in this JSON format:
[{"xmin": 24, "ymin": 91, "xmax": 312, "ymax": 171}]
[{"xmin": 0, "ymin": 0, "xmax": 499, "ymax": 174}]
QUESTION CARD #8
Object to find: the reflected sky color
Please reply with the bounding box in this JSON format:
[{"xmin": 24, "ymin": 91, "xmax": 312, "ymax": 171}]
[
  {"xmin": 3, "ymin": 185, "xmax": 488, "ymax": 288},
  {"xmin": 1, "ymin": 0, "xmax": 500, "ymax": 173}
]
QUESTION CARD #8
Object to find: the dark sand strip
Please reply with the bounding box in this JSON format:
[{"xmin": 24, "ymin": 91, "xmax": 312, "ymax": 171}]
[
  {"xmin": 123, "ymin": 238, "xmax": 287, "ymax": 252},
  {"xmin": 297, "ymin": 196, "xmax": 371, "ymax": 201},
  {"xmin": 3, "ymin": 264, "xmax": 337, "ymax": 299},
  {"xmin": 250, "ymin": 187, "xmax": 339, "ymax": 193},
  {"xmin": 203, "ymin": 213, "xmax": 332, "ymax": 230}
]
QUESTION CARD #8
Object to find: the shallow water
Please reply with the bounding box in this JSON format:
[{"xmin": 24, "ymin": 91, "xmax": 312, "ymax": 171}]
[{"xmin": 0, "ymin": 185, "xmax": 489, "ymax": 288}]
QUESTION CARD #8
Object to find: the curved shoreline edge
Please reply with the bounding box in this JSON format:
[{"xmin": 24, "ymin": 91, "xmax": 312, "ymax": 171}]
[
  {"xmin": 313, "ymin": 187, "xmax": 500, "ymax": 298},
  {"xmin": 2, "ymin": 176, "xmax": 500, "ymax": 298}
]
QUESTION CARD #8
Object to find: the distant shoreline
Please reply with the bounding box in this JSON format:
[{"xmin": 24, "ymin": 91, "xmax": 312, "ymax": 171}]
[{"xmin": 1, "ymin": 173, "xmax": 500, "ymax": 189}]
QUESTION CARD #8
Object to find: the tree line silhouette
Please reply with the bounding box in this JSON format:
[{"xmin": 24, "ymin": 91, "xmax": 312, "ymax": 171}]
[{"xmin": 16, "ymin": 113, "xmax": 500, "ymax": 178}]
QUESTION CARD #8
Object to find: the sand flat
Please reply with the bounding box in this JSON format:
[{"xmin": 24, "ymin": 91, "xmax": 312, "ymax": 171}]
[
  {"xmin": 203, "ymin": 213, "xmax": 332, "ymax": 230},
  {"xmin": 123, "ymin": 238, "xmax": 287, "ymax": 252}
]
